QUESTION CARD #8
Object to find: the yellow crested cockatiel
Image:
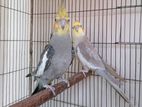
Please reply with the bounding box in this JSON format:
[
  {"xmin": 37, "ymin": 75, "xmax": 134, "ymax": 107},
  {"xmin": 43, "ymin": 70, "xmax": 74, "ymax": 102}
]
[
  {"xmin": 72, "ymin": 21, "xmax": 130, "ymax": 103},
  {"xmin": 26, "ymin": 0, "xmax": 72, "ymax": 95}
]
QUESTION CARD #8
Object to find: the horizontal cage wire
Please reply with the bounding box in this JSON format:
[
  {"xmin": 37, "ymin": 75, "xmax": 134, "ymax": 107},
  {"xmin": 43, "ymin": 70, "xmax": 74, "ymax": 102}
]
[{"xmin": 0, "ymin": 0, "xmax": 142, "ymax": 107}]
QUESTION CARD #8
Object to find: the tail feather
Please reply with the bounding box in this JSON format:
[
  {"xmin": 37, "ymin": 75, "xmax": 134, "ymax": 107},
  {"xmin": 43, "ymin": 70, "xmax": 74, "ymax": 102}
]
[
  {"xmin": 98, "ymin": 54, "xmax": 125, "ymax": 81},
  {"xmin": 31, "ymin": 80, "xmax": 45, "ymax": 95},
  {"xmin": 101, "ymin": 70, "xmax": 120, "ymax": 86},
  {"xmin": 108, "ymin": 81, "xmax": 129, "ymax": 103},
  {"xmin": 26, "ymin": 71, "xmax": 36, "ymax": 78},
  {"xmin": 104, "ymin": 63, "xmax": 125, "ymax": 81},
  {"xmin": 95, "ymin": 69, "xmax": 130, "ymax": 103},
  {"xmin": 26, "ymin": 73, "xmax": 32, "ymax": 77}
]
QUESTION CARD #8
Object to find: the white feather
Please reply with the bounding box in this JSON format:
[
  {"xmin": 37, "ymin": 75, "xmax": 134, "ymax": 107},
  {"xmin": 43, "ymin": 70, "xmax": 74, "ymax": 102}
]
[
  {"xmin": 77, "ymin": 47, "xmax": 104, "ymax": 70},
  {"xmin": 36, "ymin": 51, "xmax": 48, "ymax": 76},
  {"xmin": 77, "ymin": 46, "xmax": 130, "ymax": 103}
]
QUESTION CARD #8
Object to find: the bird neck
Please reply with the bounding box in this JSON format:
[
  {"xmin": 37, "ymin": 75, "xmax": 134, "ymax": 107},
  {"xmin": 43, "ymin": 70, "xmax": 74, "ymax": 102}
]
[
  {"xmin": 73, "ymin": 35, "xmax": 86, "ymax": 47},
  {"xmin": 53, "ymin": 26, "xmax": 70, "ymax": 36}
]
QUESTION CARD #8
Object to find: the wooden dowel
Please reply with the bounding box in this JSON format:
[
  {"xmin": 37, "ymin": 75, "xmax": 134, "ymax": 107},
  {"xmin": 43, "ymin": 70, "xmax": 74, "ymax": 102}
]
[{"xmin": 11, "ymin": 72, "xmax": 92, "ymax": 107}]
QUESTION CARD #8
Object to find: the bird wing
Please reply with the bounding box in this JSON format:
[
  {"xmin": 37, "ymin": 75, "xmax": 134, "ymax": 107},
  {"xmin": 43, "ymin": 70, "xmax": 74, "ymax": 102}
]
[
  {"xmin": 77, "ymin": 38, "xmax": 105, "ymax": 70},
  {"xmin": 77, "ymin": 42, "xmax": 120, "ymax": 85},
  {"xmin": 96, "ymin": 53, "xmax": 125, "ymax": 81},
  {"xmin": 69, "ymin": 45, "xmax": 75, "ymax": 65},
  {"xmin": 103, "ymin": 62, "xmax": 125, "ymax": 81},
  {"xmin": 30, "ymin": 44, "xmax": 55, "ymax": 95},
  {"xmin": 26, "ymin": 44, "xmax": 55, "ymax": 78},
  {"xmin": 35, "ymin": 44, "xmax": 55, "ymax": 76},
  {"xmin": 50, "ymin": 33, "xmax": 53, "ymax": 39},
  {"xmin": 77, "ymin": 38, "xmax": 129, "ymax": 103}
]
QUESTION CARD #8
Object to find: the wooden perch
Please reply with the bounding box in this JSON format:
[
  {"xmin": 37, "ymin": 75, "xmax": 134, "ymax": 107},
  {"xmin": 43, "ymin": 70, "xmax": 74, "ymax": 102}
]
[{"xmin": 10, "ymin": 72, "xmax": 92, "ymax": 107}]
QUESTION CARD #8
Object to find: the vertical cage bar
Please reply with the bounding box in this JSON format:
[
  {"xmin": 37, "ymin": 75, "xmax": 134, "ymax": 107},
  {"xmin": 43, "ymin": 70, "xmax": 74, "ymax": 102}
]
[
  {"xmin": 2, "ymin": 0, "xmax": 6, "ymax": 106},
  {"xmin": 134, "ymin": 0, "xmax": 138, "ymax": 106},
  {"xmin": 138, "ymin": 1, "xmax": 142, "ymax": 107},
  {"xmin": 29, "ymin": 0, "xmax": 34, "ymax": 95},
  {"xmin": 129, "ymin": 0, "xmax": 132, "ymax": 105},
  {"xmin": 115, "ymin": 0, "xmax": 118, "ymax": 106}
]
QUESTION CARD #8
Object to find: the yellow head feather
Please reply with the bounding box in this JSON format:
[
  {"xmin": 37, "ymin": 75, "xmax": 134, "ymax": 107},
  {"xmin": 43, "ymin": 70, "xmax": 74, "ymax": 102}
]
[
  {"xmin": 72, "ymin": 21, "xmax": 85, "ymax": 37},
  {"xmin": 53, "ymin": 21, "xmax": 70, "ymax": 36},
  {"xmin": 56, "ymin": 7, "xmax": 69, "ymax": 20},
  {"xmin": 53, "ymin": 3, "xmax": 70, "ymax": 36},
  {"xmin": 73, "ymin": 21, "xmax": 81, "ymax": 28},
  {"xmin": 72, "ymin": 21, "xmax": 85, "ymax": 46}
]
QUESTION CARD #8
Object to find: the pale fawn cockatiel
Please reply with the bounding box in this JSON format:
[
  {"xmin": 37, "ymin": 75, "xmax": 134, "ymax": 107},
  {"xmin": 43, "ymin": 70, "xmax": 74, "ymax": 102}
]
[
  {"xmin": 72, "ymin": 21, "xmax": 130, "ymax": 103},
  {"xmin": 26, "ymin": 1, "xmax": 72, "ymax": 95}
]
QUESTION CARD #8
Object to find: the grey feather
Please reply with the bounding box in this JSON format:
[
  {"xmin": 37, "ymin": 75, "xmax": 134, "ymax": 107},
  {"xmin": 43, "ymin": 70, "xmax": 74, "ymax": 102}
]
[
  {"xmin": 76, "ymin": 36, "xmax": 129, "ymax": 103},
  {"xmin": 70, "ymin": 45, "xmax": 75, "ymax": 65},
  {"xmin": 31, "ymin": 79, "xmax": 45, "ymax": 95},
  {"xmin": 30, "ymin": 33, "xmax": 72, "ymax": 95},
  {"xmin": 26, "ymin": 44, "xmax": 55, "ymax": 78},
  {"xmin": 95, "ymin": 69, "xmax": 129, "ymax": 102},
  {"xmin": 40, "ymin": 34, "xmax": 72, "ymax": 81}
]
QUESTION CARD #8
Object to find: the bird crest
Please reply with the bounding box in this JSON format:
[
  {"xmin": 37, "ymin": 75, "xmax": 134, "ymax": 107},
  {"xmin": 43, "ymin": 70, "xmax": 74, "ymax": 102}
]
[
  {"xmin": 56, "ymin": 0, "xmax": 69, "ymax": 20},
  {"xmin": 72, "ymin": 21, "xmax": 85, "ymax": 35},
  {"xmin": 73, "ymin": 21, "xmax": 81, "ymax": 27}
]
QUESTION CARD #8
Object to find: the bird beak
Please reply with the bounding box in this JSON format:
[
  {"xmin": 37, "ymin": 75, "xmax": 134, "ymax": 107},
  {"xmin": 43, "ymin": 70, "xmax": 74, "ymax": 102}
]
[
  {"xmin": 75, "ymin": 26, "xmax": 79, "ymax": 32},
  {"xmin": 60, "ymin": 19, "xmax": 66, "ymax": 29}
]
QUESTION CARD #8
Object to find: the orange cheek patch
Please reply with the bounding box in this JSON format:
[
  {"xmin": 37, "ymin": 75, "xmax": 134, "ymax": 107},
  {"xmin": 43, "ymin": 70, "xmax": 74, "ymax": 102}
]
[
  {"xmin": 53, "ymin": 23, "xmax": 59, "ymax": 30},
  {"xmin": 83, "ymin": 29, "xmax": 85, "ymax": 32}
]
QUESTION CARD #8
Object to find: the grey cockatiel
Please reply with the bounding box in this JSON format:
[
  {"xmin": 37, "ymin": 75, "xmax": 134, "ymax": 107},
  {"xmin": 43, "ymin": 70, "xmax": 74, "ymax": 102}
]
[
  {"xmin": 72, "ymin": 21, "xmax": 130, "ymax": 103},
  {"xmin": 26, "ymin": 5, "xmax": 72, "ymax": 95}
]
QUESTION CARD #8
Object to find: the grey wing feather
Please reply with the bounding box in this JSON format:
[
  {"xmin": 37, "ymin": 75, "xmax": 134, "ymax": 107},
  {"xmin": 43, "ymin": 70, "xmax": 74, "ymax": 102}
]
[
  {"xmin": 50, "ymin": 33, "xmax": 53, "ymax": 40},
  {"xmin": 26, "ymin": 44, "xmax": 55, "ymax": 78},
  {"xmin": 102, "ymin": 60, "xmax": 125, "ymax": 81},
  {"xmin": 70, "ymin": 45, "xmax": 75, "ymax": 65},
  {"xmin": 78, "ymin": 40, "xmax": 105, "ymax": 70},
  {"xmin": 96, "ymin": 69, "xmax": 129, "ymax": 103},
  {"xmin": 77, "ymin": 39, "xmax": 129, "ymax": 102},
  {"xmin": 44, "ymin": 45, "xmax": 55, "ymax": 71},
  {"xmin": 31, "ymin": 44, "xmax": 55, "ymax": 95},
  {"xmin": 35, "ymin": 44, "xmax": 55, "ymax": 76},
  {"xmin": 78, "ymin": 41, "xmax": 121, "ymax": 85},
  {"xmin": 35, "ymin": 45, "xmax": 49, "ymax": 72}
]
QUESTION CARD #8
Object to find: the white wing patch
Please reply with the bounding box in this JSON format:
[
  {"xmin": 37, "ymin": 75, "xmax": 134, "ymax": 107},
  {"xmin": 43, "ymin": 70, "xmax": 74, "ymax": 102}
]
[
  {"xmin": 77, "ymin": 47, "xmax": 103, "ymax": 70},
  {"xmin": 36, "ymin": 51, "xmax": 48, "ymax": 76}
]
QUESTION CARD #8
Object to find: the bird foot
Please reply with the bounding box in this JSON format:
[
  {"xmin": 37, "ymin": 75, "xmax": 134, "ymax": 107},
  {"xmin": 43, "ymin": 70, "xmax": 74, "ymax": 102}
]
[
  {"xmin": 59, "ymin": 78, "xmax": 70, "ymax": 87},
  {"xmin": 43, "ymin": 85, "xmax": 56, "ymax": 96},
  {"xmin": 81, "ymin": 70, "xmax": 88, "ymax": 77}
]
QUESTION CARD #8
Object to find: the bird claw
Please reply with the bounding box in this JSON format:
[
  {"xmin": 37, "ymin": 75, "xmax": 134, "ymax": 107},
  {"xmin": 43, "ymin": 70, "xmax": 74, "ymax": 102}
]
[
  {"xmin": 59, "ymin": 78, "xmax": 70, "ymax": 87},
  {"xmin": 81, "ymin": 70, "xmax": 88, "ymax": 77},
  {"xmin": 62, "ymin": 79, "xmax": 70, "ymax": 87},
  {"xmin": 43, "ymin": 85, "xmax": 56, "ymax": 96}
]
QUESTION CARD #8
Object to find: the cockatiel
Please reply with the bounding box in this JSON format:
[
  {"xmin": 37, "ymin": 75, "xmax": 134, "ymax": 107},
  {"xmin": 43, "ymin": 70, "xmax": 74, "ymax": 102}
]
[
  {"xmin": 72, "ymin": 21, "xmax": 130, "ymax": 103},
  {"xmin": 26, "ymin": 2, "xmax": 72, "ymax": 95}
]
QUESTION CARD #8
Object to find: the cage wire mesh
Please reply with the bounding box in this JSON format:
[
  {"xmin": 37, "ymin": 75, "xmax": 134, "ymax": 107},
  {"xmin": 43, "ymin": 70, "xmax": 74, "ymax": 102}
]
[{"xmin": 0, "ymin": 0, "xmax": 142, "ymax": 107}]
